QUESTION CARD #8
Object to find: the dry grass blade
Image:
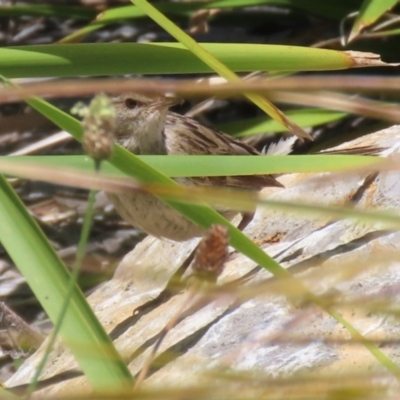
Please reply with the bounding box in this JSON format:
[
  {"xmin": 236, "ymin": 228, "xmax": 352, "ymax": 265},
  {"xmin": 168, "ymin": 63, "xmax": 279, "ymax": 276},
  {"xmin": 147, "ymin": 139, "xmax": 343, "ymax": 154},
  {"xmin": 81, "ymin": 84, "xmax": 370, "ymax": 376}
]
[
  {"xmin": 1, "ymin": 75, "xmax": 400, "ymax": 102},
  {"xmin": 78, "ymin": 93, "xmax": 116, "ymax": 162},
  {"xmin": 268, "ymin": 91, "xmax": 400, "ymax": 123}
]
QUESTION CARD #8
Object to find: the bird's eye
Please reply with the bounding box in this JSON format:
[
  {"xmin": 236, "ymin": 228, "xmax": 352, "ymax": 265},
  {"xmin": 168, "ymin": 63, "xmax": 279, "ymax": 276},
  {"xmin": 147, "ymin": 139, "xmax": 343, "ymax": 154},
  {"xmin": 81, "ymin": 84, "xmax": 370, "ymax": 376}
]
[{"xmin": 125, "ymin": 98, "xmax": 138, "ymax": 109}]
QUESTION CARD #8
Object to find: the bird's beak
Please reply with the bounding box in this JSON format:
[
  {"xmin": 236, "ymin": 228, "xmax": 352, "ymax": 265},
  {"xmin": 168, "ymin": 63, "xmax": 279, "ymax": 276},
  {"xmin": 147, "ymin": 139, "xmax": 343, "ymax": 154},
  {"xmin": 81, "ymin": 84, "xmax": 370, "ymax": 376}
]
[
  {"xmin": 152, "ymin": 96, "xmax": 184, "ymax": 110},
  {"xmin": 164, "ymin": 96, "xmax": 184, "ymax": 108}
]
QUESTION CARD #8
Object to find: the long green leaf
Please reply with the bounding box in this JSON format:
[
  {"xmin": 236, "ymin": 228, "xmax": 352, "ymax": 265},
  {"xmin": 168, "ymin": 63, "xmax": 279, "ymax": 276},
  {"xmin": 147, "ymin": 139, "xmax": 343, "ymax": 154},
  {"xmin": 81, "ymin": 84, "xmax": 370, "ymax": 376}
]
[
  {"xmin": 0, "ymin": 43, "xmax": 362, "ymax": 78},
  {"xmin": 0, "ymin": 176, "xmax": 132, "ymax": 391},
  {"xmin": 3, "ymin": 154, "xmax": 383, "ymax": 177}
]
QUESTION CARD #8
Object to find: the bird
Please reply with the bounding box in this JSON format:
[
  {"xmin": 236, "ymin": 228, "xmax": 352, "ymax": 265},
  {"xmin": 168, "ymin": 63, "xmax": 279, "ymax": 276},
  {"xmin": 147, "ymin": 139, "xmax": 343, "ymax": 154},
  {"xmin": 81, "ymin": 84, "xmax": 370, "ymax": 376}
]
[{"xmin": 106, "ymin": 92, "xmax": 283, "ymax": 241}]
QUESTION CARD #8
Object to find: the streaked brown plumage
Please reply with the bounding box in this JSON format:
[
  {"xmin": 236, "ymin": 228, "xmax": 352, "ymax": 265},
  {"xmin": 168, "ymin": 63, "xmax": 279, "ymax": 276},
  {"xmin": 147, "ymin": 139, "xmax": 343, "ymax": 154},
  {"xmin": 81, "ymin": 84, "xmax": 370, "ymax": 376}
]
[{"xmin": 107, "ymin": 93, "xmax": 283, "ymax": 241}]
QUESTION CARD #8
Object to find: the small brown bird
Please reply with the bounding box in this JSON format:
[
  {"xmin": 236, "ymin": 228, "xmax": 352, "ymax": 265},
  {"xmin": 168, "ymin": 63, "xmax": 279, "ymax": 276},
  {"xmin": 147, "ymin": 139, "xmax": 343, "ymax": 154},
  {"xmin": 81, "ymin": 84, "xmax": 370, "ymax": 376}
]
[{"xmin": 107, "ymin": 93, "xmax": 283, "ymax": 241}]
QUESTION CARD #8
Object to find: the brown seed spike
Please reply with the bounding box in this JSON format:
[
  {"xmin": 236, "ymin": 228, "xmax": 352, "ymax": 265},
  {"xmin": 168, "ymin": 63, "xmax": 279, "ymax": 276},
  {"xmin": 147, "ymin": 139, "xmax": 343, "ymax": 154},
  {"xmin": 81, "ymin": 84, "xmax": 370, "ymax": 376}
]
[
  {"xmin": 192, "ymin": 224, "xmax": 230, "ymax": 282},
  {"xmin": 73, "ymin": 93, "xmax": 116, "ymax": 163},
  {"xmin": 82, "ymin": 116, "xmax": 115, "ymax": 161}
]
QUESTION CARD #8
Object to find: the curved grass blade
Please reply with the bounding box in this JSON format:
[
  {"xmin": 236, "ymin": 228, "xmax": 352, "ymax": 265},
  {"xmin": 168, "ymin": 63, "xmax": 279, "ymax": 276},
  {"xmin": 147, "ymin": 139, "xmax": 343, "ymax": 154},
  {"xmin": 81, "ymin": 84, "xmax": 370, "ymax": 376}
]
[
  {"xmin": 348, "ymin": 0, "xmax": 398, "ymax": 42},
  {"xmin": 0, "ymin": 176, "xmax": 132, "ymax": 391},
  {"xmin": 26, "ymin": 188, "xmax": 99, "ymax": 396}
]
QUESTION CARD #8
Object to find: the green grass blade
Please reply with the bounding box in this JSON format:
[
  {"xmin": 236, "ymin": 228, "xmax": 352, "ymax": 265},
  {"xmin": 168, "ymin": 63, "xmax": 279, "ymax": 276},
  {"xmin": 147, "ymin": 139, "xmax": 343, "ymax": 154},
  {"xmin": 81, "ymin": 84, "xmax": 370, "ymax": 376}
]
[
  {"xmin": 26, "ymin": 188, "xmax": 99, "ymax": 396},
  {"xmin": 218, "ymin": 109, "xmax": 348, "ymax": 136},
  {"xmin": 0, "ymin": 43, "xmax": 364, "ymax": 78},
  {"xmin": 0, "ymin": 176, "xmax": 132, "ymax": 391},
  {"xmin": 0, "ymin": 4, "xmax": 96, "ymax": 19},
  {"xmin": 349, "ymin": 0, "xmax": 398, "ymax": 42},
  {"xmin": 2, "ymin": 154, "xmax": 383, "ymax": 177}
]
